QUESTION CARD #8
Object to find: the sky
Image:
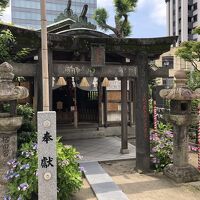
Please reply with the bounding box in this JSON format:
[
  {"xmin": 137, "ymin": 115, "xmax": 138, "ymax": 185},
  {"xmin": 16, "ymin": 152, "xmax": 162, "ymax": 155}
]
[{"xmin": 1, "ymin": 0, "xmax": 167, "ymax": 38}]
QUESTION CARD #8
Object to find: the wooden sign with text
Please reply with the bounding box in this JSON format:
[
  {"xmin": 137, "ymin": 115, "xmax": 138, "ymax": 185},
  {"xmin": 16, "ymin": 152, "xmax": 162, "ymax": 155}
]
[{"xmin": 91, "ymin": 44, "xmax": 105, "ymax": 67}]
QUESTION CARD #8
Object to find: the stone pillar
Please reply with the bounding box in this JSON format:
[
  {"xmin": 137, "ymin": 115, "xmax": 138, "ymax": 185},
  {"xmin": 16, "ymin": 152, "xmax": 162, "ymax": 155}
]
[
  {"xmin": 173, "ymin": 125, "xmax": 189, "ymax": 167},
  {"xmin": 135, "ymin": 53, "xmax": 150, "ymax": 172},
  {"xmin": 181, "ymin": 0, "xmax": 188, "ymax": 42},
  {"xmin": 121, "ymin": 77, "xmax": 129, "ymax": 154},
  {"xmin": 0, "ymin": 123, "xmax": 19, "ymax": 184},
  {"xmin": 166, "ymin": 0, "xmax": 170, "ymax": 36},
  {"xmin": 175, "ymin": 0, "xmax": 180, "ymax": 45},
  {"xmin": 169, "ymin": 0, "xmax": 174, "ymax": 36}
]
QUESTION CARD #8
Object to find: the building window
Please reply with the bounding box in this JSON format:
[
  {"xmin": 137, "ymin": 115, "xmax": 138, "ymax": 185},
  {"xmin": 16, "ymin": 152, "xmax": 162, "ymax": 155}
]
[
  {"xmin": 193, "ymin": 14, "xmax": 198, "ymax": 22},
  {"xmin": 193, "ymin": 3, "xmax": 197, "ymax": 11},
  {"xmin": 188, "ymin": 29, "xmax": 192, "ymax": 34},
  {"xmin": 188, "ymin": 5, "xmax": 192, "ymax": 11},
  {"xmin": 162, "ymin": 56, "xmax": 174, "ymax": 69}
]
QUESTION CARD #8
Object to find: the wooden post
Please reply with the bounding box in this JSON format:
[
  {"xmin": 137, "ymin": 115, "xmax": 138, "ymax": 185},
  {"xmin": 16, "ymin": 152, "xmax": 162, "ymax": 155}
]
[
  {"xmin": 135, "ymin": 53, "xmax": 150, "ymax": 172},
  {"xmin": 74, "ymin": 85, "xmax": 78, "ymax": 128},
  {"xmin": 40, "ymin": 0, "xmax": 49, "ymax": 111},
  {"xmin": 121, "ymin": 77, "xmax": 129, "ymax": 154},
  {"xmin": 48, "ymin": 49, "xmax": 53, "ymax": 111},
  {"xmin": 38, "ymin": 51, "xmax": 43, "ymax": 111},
  {"xmin": 132, "ymin": 79, "xmax": 136, "ymax": 126},
  {"xmin": 33, "ymin": 78, "xmax": 38, "ymax": 110},
  {"xmin": 98, "ymin": 79, "xmax": 103, "ymax": 127},
  {"xmin": 129, "ymin": 79, "xmax": 133, "ymax": 127},
  {"xmin": 103, "ymin": 87, "xmax": 108, "ymax": 127}
]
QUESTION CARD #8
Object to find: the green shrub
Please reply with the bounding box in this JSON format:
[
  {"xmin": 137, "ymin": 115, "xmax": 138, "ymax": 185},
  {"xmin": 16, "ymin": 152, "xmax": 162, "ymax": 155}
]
[
  {"xmin": 16, "ymin": 104, "xmax": 36, "ymax": 148},
  {"xmin": 150, "ymin": 122, "xmax": 173, "ymax": 172},
  {"xmin": 4, "ymin": 139, "xmax": 83, "ymax": 200}
]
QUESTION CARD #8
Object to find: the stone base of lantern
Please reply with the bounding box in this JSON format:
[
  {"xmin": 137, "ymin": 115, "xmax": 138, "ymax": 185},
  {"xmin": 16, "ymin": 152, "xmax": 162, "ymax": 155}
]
[
  {"xmin": 164, "ymin": 164, "xmax": 200, "ymax": 183},
  {"xmin": 0, "ymin": 130, "xmax": 18, "ymax": 184}
]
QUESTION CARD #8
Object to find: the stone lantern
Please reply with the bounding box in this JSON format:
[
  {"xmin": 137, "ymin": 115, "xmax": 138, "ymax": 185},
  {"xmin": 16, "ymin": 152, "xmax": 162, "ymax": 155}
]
[
  {"xmin": 160, "ymin": 70, "xmax": 200, "ymax": 183},
  {"xmin": 0, "ymin": 62, "xmax": 29, "ymax": 184}
]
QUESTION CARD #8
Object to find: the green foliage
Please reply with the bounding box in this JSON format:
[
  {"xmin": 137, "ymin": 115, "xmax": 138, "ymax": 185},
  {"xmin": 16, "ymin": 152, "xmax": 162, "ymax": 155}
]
[
  {"xmin": 5, "ymin": 139, "xmax": 83, "ymax": 200},
  {"xmin": 0, "ymin": 29, "xmax": 15, "ymax": 63},
  {"xmin": 0, "ymin": 0, "xmax": 9, "ymax": 15},
  {"xmin": 150, "ymin": 122, "xmax": 173, "ymax": 172},
  {"xmin": 94, "ymin": 8, "xmax": 109, "ymax": 31},
  {"xmin": 114, "ymin": 0, "xmax": 136, "ymax": 15},
  {"xmin": 175, "ymin": 26, "xmax": 200, "ymax": 72},
  {"xmin": 0, "ymin": 29, "xmax": 30, "ymax": 63},
  {"xmin": 94, "ymin": 0, "xmax": 137, "ymax": 37},
  {"xmin": 17, "ymin": 104, "xmax": 36, "ymax": 148},
  {"xmin": 187, "ymin": 70, "xmax": 200, "ymax": 90}
]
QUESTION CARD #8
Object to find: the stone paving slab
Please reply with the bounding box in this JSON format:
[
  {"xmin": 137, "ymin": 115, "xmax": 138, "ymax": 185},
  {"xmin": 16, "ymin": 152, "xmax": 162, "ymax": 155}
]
[
  {"xmin": 65, "ymin": 137, "xmax": 136, "ymax": 163},
  {"xmin": 80, "ymin": 162, "xmax": 129, "ymax": 200}
]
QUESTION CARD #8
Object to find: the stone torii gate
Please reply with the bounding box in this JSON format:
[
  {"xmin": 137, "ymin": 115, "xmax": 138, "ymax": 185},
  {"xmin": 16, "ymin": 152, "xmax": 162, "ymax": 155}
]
[{"xmin": 0, "ymin": 23, "xmax": 176, "ymax": 172}]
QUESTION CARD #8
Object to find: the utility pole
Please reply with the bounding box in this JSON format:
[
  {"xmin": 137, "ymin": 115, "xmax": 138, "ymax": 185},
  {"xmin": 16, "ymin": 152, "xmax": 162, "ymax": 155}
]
[{"xmin": 40, "ymin": 0, "xmax": 49, "ymax": 111}]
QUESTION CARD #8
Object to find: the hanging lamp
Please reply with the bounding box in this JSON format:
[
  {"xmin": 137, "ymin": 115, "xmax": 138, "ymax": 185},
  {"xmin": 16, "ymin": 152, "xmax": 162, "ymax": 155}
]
[
  {"xmin": 102, "ymin": 77, "xmax": 110, "ymax": 87},
  {"xmin": 56, "ymin": 77, "xmax": 67, "ymax": 86},
  {"xmin": 80, "ymin": 77, "xmax": 90, "ymax": 87}
]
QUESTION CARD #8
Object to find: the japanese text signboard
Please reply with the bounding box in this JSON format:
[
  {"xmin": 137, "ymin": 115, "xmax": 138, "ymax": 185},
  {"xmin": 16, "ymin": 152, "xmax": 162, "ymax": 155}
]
[
  {"xmin": 37, "ymin": 111, "xmax": 57, "ymax": 200},
  {"xmin": 91, "ymin": 44, "xmax": 105, "ymax": 67}
]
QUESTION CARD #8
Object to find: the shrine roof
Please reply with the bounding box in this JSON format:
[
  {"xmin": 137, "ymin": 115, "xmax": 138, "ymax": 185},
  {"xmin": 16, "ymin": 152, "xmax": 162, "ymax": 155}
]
[{"xmin": 0, "ymin": 23, "xmax": 177, "ymax": 59}]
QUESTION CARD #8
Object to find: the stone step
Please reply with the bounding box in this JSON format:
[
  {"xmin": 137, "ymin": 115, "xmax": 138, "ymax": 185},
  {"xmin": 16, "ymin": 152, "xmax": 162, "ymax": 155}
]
[
  {"xmin": 58, "ymin": 126, "xmax": 135, "ymax": 140},
  {"xmin": 80, "ymin": 162, "xmax": 129, "ymax": 200}
]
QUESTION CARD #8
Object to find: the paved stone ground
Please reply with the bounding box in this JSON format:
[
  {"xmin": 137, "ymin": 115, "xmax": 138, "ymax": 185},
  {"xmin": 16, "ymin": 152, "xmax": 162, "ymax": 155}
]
[
  {"xmin": 80, "ymin": 162, "xmax": 129, "ymax": 200},
  {"xmin": 0, "ymin": 184, "xmax": 5, "ymax": 199},
  {"xmin": 65, "ymin": 137, "xmax": 136, "ymax": 163},
  {"xmin": 101, "ymin": 160, "xmax": 200, "ymax": 200}
]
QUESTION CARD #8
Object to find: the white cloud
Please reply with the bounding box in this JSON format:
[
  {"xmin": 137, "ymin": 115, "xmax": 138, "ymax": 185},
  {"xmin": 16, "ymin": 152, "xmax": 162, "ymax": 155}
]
[
  {"xmin": 97, "ymin": 0, "xmax": 113, "ymax": 8},
  {"xmin": 150, "ymin": 0, "xmax": 166, "ymax": 26},
  {"xmin": 137, "ymin": 0, "xmax": 146, "ymax": 9}
]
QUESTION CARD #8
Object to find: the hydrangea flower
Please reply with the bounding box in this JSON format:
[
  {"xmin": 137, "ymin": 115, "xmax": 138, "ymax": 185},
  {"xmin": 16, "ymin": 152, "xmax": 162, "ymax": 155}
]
[
  {"xmin": 32, "ymin": 143, "xmax": 38, "ymax": 150},
  {"xmin": 7, "ymin": 159, "xmax": 19, "ymax": 168},
  {"xmin": 18, "ymin": 183, "xmax": 29, "ymax": 191},
  {"xmin": 79, "ymin": 166, "xmax": 86, "ymax": 173},
  {"xmin": 35, "ymin": 169, "xmax": 38, "ymax": 176},
  {"xmin": 61, "ymin": 160, "xmax": 69, "ymax": 166},
  {"xmin": 21, "ymin": 151, "xmax": 34, "ymax": 158},
  {"xmin": 3, "ymin": 195, "xmax": 11, "ymax": 200},
  {"xmin": 20, "ymin": 164, "xmax": 30, "ymax": 170},
  {"xmin": 4, "ymin": 169, "xmax": 20, "ymax": 180},
  {"xmin": 17, "ymin": 196, "xmax": 22, "ymax": 200}
]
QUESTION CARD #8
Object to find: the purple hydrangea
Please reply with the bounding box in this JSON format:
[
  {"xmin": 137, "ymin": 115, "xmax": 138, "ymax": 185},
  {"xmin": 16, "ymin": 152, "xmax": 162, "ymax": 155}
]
[
  {"xmin": 20, "ymin": 164, "xmax": 30, "ymax": 170},
  {"xmin": 32, "ymin": 143, "xmax": 38, "ymax": 150},
  {"xmin": 21, "ymin": 151, "xmax": 34, "ymax": 158},
  {"xmin": 18, "ymin": 183, "xmax": 29, "ymax": 191},
  {"xmin": 79, "ymin": 166, "xmax": 86, "ymax": 173},
  {"xmin": 17, "ymin": 196, "xmax": 22, "ymax": 200},
  {"xmin": 7, "ymin": 159, "xmax": 19, "ymax": 168},
  {"xmin": 3, "ymin": 195, "xmax": 11, "ymax": 200}
]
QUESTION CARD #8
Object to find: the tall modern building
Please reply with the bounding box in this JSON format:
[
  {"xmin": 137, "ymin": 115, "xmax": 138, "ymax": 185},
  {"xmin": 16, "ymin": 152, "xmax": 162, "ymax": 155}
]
[
  {"xmin": 166, "ymin": 0, "xmax": 200, "ymax": 43},
  {"xmin": 11, "ymin": 0, "xmax": 97, "ymax": 29}
]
